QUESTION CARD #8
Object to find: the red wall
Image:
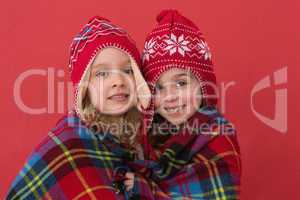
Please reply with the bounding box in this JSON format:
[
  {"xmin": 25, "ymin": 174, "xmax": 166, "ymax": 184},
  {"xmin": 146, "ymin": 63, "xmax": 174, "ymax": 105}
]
[{"xmin": 1, "ymin": 0, "xmax": 298, "ymax": 199}]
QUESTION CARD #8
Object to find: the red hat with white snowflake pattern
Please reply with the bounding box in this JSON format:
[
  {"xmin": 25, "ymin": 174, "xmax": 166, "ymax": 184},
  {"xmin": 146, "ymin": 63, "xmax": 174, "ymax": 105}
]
[
  {"xmin": 141, "ymin": 9, "xmax": 217, "ymax": 107},
  {"xmin": 69, "ymin": 16, "xmax": 150, "ymax": 120}
]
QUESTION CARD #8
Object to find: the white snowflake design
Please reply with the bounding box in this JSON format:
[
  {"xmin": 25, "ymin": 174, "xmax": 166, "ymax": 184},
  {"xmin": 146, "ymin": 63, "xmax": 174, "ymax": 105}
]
[
  {"xmin": 143, "ymin": 37, "xmax": 156, "ymax": 62},
  {"xmin": 197, "ymin": 40, "xmax": 212, "ymax": 60},
  {"xmin": 164, "ymin": 33, "xmax": 191, "ymax": 56}
]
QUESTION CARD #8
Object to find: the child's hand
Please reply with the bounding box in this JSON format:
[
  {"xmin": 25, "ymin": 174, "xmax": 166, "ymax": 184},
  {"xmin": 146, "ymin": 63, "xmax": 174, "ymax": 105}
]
[{"xmin": 124, "ymin": 172, "xmax": 134, "ymax": 191}]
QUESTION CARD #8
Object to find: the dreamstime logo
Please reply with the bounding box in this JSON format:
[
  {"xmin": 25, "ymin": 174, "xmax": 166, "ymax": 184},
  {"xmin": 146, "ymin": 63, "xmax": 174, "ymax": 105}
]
[{"xmin": 250, "ymin": 67, "xmax": 288, "ymax": 133}]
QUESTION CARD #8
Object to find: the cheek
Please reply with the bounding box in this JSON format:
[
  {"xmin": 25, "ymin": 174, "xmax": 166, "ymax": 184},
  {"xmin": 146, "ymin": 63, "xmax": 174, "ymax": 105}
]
[
  {"xmin": 192, "ymin": 87, "xmax": 202, "ymax": 108},
  {"xmin": 154, "ymin": 92, "xmax": 166, "ymax": 112},
  {"xmin": 88, "ymin": 80, "xmax": 107, "ymax": 105},
  {"xmin": 125, "ymin": 76, "xmax": 136, "ymax": 90},
  {"xmin": 182, "ymin": 87, "xmax": 202, "ymax": 108},
  {"xmin": 154, "ymin": 94, "xmax": 161, "ymax": 109},
  {"xmin": 126, "ymin": 76, "xmax": 137, "ymax": 103}
]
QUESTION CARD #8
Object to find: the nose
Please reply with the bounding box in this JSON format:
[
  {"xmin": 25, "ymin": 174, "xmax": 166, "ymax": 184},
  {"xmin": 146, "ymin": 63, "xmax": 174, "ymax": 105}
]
[
  {"xmin": 165, "ymin": 95, "xmax": 178, "ymax": 103},
  {"xmin": 164, "ymin": 86, "xmax": 179, "ymax": 103},
  {"xmin": 111, "ymin": 72, "xmax": 126, "ymax": 88}
]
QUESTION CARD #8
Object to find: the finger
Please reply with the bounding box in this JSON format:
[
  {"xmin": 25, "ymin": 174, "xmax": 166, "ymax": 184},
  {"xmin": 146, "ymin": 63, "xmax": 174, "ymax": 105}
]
[
  {"xmin": 125, "ymin": 172, "xmax": 134, "ymax": 179},
  {"xmin": 124, "ymin": 179, "xmax": 133, "ymax": 186},
  {"xmin": 125, "ymin": 184, "xmax": 133, "ymax": 191}
]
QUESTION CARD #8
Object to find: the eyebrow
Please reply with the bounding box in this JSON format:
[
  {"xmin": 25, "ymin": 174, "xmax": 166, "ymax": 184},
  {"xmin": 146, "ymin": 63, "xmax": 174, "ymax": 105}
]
[
  {"xmin": 91, "ymin": 63, "xmax": 109, "ymax": 70},
  {"xmin": 173, "ymin": 73, "xmax": 189, "ymax": 78},
  {"xmin": 92, "ymin": 61, "xmax": 131, "ymax": 70}
]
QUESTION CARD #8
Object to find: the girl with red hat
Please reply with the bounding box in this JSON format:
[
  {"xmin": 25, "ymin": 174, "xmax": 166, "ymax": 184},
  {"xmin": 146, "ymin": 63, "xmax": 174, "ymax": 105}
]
[
  {"xmin": 134, "ymin": 9, "xmax": 242, "ymax": 199},
  {"xmin": 6, "ymin": 16, "xmax": 167, "ymax": 200}
]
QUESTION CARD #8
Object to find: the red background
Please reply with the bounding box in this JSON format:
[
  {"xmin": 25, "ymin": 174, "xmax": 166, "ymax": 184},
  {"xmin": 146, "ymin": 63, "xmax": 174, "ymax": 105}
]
[{"xmin": 1, "ymin": 0, "xmax": 298, "ymax": 199}]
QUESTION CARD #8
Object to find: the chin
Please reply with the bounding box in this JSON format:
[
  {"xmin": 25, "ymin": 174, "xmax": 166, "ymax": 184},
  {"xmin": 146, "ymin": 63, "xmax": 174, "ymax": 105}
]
[
  {"xmin": 105, "ymin": 109, "xmax": 129, "ymax": 116},
  {"xmin": 165, "ymin": 113, "xmax": 193, "ymax": 126},
  {"xmin": 170, "ymin": 119, "xmax": 185, "ymax": 126},
  {"xmin": 163, "ymin": 116, "xmax": 183, "ymax": 125},
  {"xmin": 106, "ymin": 105, "xmax": 134, "ymax": 116}
]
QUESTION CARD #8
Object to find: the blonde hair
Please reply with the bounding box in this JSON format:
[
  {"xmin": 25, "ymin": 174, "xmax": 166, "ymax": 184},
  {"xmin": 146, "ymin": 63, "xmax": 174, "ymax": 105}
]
[{"xmin": 80, "ymin": 91, "xmax": 141, "ymax": 151}]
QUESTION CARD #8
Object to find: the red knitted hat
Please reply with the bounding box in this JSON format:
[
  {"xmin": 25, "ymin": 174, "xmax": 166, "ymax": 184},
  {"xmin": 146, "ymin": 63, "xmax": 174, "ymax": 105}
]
[
  {"xmin": 69, "ymin": 16, "xmax": 150, "ymax": 119},
  {"xmin": 142, "ymin": 10, "xmax": 217, "ymax": 107}
]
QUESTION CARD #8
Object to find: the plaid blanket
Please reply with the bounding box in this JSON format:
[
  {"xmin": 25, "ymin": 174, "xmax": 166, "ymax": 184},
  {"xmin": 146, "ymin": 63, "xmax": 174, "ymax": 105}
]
[
  {"xmin": 131, "ymin": 106, "xmax": 242, "ymax": 199},
  {"xmin": 6, "ymin": 113, "xmax": 169, "ymax": 200}
]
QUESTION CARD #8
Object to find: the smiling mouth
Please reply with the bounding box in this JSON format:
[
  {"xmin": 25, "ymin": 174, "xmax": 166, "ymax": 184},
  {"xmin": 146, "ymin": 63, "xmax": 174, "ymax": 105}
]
[
  {"xmin": 108, "ymin": 93, "xmax": 129, "ymax": 101},
  {"xmin": 164, "ymin": 105, "xmax": 186, "ymax": 113}
]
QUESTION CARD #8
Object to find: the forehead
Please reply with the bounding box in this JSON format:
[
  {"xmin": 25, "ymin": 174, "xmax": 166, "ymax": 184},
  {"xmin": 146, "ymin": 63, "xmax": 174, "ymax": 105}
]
[
  {"xmin": 91, "ymin": 47, "xmax": 131, "ymax": 70},
  {"xmin": 158, "ymin": 68, "xmax": 192, "ymax": 82}
]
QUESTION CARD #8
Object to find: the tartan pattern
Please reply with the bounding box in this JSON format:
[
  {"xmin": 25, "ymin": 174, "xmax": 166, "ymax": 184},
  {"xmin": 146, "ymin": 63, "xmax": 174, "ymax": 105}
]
[
  {"xmin": 6, "ymin": 113, "xmax": 167, "ymax": 200},
  {"xmin": 134, "ymin": 106, "xmax": 242, "ymax": 199}
]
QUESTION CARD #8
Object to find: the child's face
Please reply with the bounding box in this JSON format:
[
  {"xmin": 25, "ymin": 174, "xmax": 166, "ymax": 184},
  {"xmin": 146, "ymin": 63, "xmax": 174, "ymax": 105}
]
[
  {"xmin": 154, "ymin": 68, "xmax": 202, "ymax": 125},
  {"xmin": 87, "ymin": 48, "xmax": 137, "ymax": 116}
]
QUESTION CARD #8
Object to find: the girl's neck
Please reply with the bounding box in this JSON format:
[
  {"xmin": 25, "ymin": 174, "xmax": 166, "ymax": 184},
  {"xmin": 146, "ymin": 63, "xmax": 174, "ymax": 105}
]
[{"xmin": 89, "ymin": 107, "xmax": 141, "ymax": 150}]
